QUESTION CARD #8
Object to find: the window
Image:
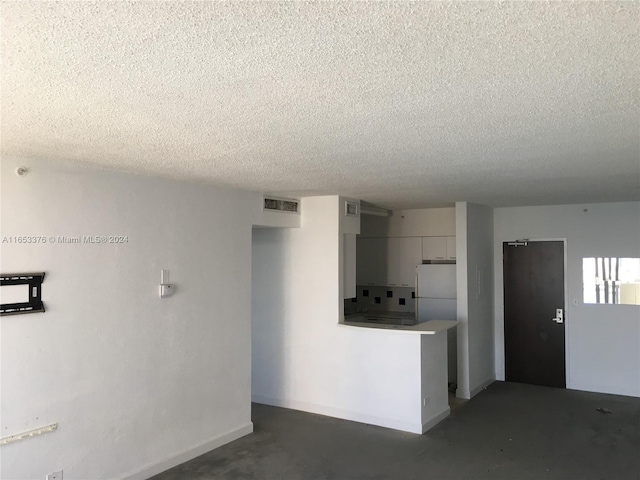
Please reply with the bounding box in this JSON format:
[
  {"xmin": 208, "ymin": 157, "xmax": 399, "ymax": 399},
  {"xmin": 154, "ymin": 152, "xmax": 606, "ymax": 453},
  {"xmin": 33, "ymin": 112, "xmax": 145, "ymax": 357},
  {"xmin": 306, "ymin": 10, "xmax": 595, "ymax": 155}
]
[{"xmin": 583, "ymin": 258, "xmax": 640, "ymax": 305}]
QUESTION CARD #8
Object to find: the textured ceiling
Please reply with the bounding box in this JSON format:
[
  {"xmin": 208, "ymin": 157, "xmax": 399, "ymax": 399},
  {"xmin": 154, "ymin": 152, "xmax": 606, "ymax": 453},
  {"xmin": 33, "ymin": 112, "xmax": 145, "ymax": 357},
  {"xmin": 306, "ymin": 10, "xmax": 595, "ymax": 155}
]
[{"xmin": 1, "ymin": 1, "xmax": 638, "ymax": 209}]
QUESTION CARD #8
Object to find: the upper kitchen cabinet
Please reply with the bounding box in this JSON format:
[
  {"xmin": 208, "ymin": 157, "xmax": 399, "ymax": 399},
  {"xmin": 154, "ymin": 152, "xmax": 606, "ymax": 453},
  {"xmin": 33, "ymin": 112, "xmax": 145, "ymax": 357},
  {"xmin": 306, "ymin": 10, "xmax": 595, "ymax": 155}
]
[
  {"xmin": 360, "ymin": 207, "xmax": 455, "ymax": 237},
  {"xmin": 422, "ymin": 236, "xmax": 456, "ymax": 261},
  {"xmin": 356, "ymin": 237, "xmax": 386, "ymax": 286},
  {"xmin": 385, "ymin": 237, "xmax": 422, "ymax": 287},
  {"xmin": 445, "ymin": 236, "xmax": 456, "ymax": 260},
  {"xmin": 356, "ymin": 237, "xmax": 421, "ymax": 287},
  {"xmin": 422, "ymin": 236, "xmax": 446, "ymax": 260}
]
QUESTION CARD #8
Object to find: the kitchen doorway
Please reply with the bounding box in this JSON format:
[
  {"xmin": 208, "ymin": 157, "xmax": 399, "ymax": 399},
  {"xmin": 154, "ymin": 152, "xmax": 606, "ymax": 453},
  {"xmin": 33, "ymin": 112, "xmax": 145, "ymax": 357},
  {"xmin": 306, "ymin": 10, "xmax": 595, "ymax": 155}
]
[{"xmin": 503, "ymin": 240, "xmax": 566, "ymax": 388}]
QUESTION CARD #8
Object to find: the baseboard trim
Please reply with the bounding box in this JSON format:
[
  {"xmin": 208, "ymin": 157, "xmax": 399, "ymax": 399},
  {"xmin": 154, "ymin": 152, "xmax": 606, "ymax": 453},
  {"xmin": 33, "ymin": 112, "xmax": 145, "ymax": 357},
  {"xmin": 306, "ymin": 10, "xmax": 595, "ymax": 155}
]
[
  {"xmin": 456, "ymin": 388, "xmax": 469, "ymax": 399},
  {"xmin": 252, "ymin": 395, "xmax": 424, "ymax": 435},
  {"xmin": 567, "ymin": 383, "xmax": 640, "ymax": 398},
  {"xmin": 470, "ymin": 377, "xmax": 495, "ymax": 398},
  {"xmin": 457, "ymin": 377, "xmax": 495, "ymax": 400},
  {"xmin": 421, "ymin": 406, "xmax": 450, "ymax": 434},
  {"xmin": 121, "ymin": 422, "xmax": 254, "ymax": 480}
]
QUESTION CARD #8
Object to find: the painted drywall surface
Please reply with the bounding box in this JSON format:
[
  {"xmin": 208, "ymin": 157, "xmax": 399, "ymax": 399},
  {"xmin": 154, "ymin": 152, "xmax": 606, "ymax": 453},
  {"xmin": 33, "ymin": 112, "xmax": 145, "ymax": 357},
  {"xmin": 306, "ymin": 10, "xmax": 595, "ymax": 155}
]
[
  {"xmin": 464, "ymin": 203, "xmax": 495, "ymax": 395},
  {"xmin": 455, "ymin": 203, "xmax": 470, "ymax": 399},
  {"xmin": 360, "ymin": 207, "xmax": 455, "ymax": 237},
  {"xmin": 420, "ymin": 333, "xmax": 450, "ymax": 429},
  {"xmin": 1, "ymin": 157, "xmax": 255, "ymax": 479},
  {"xmin": 493, "ymin": 202, "xmax": 640, "ymax": 397},
  {"xmin": 339, "ymin": 197, "xmax": 361, "ymax": 300},
  {"xmin": 455, "ymin": 202, "xmax": 495, "ymax": 399},
  {"xmin": 343, "ymin": 233, "xmax": 357, "ymax": 299},
  {"xmin": 251, "ymin": 196, "xmax": 426, "ymax": 433}
]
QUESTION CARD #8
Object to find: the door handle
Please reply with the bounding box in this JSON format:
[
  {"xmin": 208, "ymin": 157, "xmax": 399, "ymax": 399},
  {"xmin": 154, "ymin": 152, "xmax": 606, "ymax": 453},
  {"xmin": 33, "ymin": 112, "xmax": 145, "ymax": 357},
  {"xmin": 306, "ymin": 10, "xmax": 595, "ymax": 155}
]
[{"xmin": 552, "ymin": 308, "xmax": 564, "ymax": 324}]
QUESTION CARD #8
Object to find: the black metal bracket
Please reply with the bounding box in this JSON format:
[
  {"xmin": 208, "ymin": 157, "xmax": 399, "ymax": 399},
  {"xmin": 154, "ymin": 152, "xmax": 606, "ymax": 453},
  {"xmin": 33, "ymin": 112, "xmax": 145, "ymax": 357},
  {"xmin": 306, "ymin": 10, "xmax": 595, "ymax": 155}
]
[{"xmin": 1, "ymin": 273, "xmax": 45, "ymax": 316}]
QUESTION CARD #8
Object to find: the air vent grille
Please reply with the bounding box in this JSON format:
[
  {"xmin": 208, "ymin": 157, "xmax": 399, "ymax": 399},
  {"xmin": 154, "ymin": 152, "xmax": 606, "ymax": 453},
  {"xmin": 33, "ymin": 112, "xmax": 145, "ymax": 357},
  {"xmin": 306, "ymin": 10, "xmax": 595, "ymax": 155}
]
[{"xmin": 264, "ymin": 197, "xmax": 299, "ymax": 213}]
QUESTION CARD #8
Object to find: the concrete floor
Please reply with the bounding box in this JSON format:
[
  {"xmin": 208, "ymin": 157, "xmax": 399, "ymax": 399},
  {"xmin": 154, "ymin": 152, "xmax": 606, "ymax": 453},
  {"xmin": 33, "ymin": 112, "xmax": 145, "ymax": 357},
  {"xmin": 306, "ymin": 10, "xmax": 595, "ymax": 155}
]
[{"xmin": 151, "ymin": 382, "xmax": 639, "ymax": 480}]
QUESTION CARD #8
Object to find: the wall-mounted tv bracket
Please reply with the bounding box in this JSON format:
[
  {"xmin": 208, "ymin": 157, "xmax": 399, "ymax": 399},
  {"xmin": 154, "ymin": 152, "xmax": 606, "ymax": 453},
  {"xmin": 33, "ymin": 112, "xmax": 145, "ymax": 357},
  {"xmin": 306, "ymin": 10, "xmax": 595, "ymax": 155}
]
[{"xmin": 0, "ymin": 273, "xmax": 45, "ymax": 316}]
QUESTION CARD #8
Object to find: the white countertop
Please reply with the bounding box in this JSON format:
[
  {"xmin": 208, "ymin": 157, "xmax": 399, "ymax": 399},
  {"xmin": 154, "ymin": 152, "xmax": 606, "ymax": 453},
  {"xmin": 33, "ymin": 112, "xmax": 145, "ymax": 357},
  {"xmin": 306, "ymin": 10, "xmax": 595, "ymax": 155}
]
[{"xmin": 339, "ymin": 318, "xmax": 458, "ymax": 335}]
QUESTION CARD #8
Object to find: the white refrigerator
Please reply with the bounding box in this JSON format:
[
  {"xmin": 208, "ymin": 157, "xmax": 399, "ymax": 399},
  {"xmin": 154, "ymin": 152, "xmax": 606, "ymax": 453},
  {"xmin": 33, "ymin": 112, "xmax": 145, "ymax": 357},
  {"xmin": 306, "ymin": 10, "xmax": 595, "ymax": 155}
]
[{"xmin": 415, "ymin": 264, "xmax": 457, "ymax": 322}]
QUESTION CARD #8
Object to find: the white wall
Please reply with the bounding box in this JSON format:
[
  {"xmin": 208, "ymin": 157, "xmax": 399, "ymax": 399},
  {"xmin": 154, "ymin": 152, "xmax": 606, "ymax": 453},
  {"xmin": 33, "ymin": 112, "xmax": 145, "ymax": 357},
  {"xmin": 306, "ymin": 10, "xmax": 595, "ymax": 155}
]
[
  {"xmin": 455, "ymin": 202, "xmax": 495, "ymax": 399},
  {"xmin": 359, "ymin": 207, "xmax": 455, "ymax": 237},
  {"xmin": 0, "ymin": 156, "xmax": 257, "ymax": 479},
  {"xmin": 420, "ymin": 333, "xmax": 450, "ymax": 429},
  {"xmin": 339, "ymin": 198, "xmax": 361, "ymax": 300},
  {"xmin": 494, "ymin": 202, "xmax": 640, "ymax": 397},
  {"xmin": 465, "ymin": 203, "xmax": 495, "ymax": 396},
  {"xmin": 251, "ymin": 196, "xmax": 434, "ymax": 434}
]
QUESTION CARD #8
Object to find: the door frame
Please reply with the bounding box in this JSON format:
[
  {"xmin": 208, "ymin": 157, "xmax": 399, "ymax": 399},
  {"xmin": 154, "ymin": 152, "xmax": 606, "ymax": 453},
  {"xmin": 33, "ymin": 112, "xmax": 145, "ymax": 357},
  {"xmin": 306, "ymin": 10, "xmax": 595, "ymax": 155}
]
[{"xmin": 496, "ymin": 238, "xmax": 570, "ymax": 388}]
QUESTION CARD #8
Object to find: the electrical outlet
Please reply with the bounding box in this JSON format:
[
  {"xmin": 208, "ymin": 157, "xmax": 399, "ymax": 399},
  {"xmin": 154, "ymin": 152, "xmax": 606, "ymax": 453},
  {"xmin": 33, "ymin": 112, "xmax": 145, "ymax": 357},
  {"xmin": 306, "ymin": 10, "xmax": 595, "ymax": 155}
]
[{"xmin": 46, "ymin": 471, "xmax": 63, "ymax": 480}]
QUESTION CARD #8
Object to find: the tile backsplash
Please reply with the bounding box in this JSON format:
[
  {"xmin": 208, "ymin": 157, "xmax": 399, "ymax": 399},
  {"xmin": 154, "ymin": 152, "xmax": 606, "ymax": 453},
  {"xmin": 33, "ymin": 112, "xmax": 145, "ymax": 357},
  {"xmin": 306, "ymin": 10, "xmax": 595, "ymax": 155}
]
[{"xmin": 344, "ymin": 285, "xmax": 415, "ymax": 315}]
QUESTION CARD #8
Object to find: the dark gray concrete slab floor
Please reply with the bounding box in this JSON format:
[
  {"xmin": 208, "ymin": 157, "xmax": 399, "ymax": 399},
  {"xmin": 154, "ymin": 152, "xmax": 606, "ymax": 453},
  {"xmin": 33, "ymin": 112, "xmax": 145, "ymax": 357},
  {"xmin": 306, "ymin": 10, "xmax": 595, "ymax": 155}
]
[{"xmin": 151, "ymin": 382, "xmax": 639, "ymax": 480}]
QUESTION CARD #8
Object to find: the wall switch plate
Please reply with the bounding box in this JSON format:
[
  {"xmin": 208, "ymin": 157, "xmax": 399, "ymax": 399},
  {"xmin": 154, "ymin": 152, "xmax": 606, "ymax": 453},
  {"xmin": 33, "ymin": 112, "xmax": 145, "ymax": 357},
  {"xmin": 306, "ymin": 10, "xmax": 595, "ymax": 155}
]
[
  {"xmin": 160, "ymin": 270, "xmax": 174, "ymax": 298},
  {"xmin": 46, "ymin": 471, "xmax": 63, "ymax": 480},
  {"xmin": 159, "ymin": 284, "xmax": 174, "ymax": 298}
]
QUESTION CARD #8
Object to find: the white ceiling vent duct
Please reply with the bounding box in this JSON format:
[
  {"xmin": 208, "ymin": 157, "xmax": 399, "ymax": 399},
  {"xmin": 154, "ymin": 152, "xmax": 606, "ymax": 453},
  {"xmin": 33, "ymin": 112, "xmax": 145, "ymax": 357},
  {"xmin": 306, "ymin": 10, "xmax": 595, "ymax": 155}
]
[
  {"xmin": 360, "ymin": 205, "xmax": 389, "ymax": 217},
  {"xmin": 263, "ymin": 196, "xmax": 300, "ymax": 214}
]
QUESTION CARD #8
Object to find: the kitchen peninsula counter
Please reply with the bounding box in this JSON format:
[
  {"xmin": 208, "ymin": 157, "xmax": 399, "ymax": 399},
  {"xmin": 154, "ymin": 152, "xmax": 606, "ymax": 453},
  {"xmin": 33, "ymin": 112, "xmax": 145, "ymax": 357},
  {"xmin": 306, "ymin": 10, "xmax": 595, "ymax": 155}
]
[{"xmin": 338, "ymin": 315, "xmax": 457, "ymax": 434}]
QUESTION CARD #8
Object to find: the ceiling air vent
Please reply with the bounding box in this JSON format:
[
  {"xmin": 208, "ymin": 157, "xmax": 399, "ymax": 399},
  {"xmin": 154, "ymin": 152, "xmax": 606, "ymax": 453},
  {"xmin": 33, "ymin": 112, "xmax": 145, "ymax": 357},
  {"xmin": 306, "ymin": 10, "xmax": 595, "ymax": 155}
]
[
  {"xmin": 264, "ymin": 196, "xmax": 300, "ymax": 214},
  {"xmin": 345, "ymin": 201, "xmax": 359, "ymax": 217}
]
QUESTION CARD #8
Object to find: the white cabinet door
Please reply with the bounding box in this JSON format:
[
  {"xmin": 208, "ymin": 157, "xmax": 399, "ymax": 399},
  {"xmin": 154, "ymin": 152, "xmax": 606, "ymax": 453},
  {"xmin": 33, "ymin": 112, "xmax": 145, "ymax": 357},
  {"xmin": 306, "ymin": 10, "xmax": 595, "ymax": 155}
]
[
  {"xmin": 358, "ymin": 237, "xmax": 421, "ymax": 287},
  {"xmin": 446, "ymin": 236, "xmax": 457, "ymax": 260},
  {"xmin": 356, "ymin": 237, "xmax": 385, "ymax": 286},
  {"xmin": 383, "ymin": 237, "xmax": 421, "ymax": 286},
  {"xmin": 422, "ymin": 236, "xmax": 447, "ymax": 261},
  {"xmin": 422, "ymin": 236, "xmax": 457, "ymax": 261},
  {"xmin": 384, "ymin": 237, "xmax": 400, "ymax": 286},
  {"xmin": 396, "ymin": 237, "xmax": 422, "ymax": 287}
]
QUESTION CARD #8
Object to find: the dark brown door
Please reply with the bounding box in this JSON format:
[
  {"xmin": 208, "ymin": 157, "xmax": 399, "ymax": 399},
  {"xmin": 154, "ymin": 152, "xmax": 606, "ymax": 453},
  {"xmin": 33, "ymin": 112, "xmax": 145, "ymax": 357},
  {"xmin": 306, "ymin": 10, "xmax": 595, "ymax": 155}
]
[{"xmin": 504, "ymin": 241, "xmax": 566, "ymax": 388}]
